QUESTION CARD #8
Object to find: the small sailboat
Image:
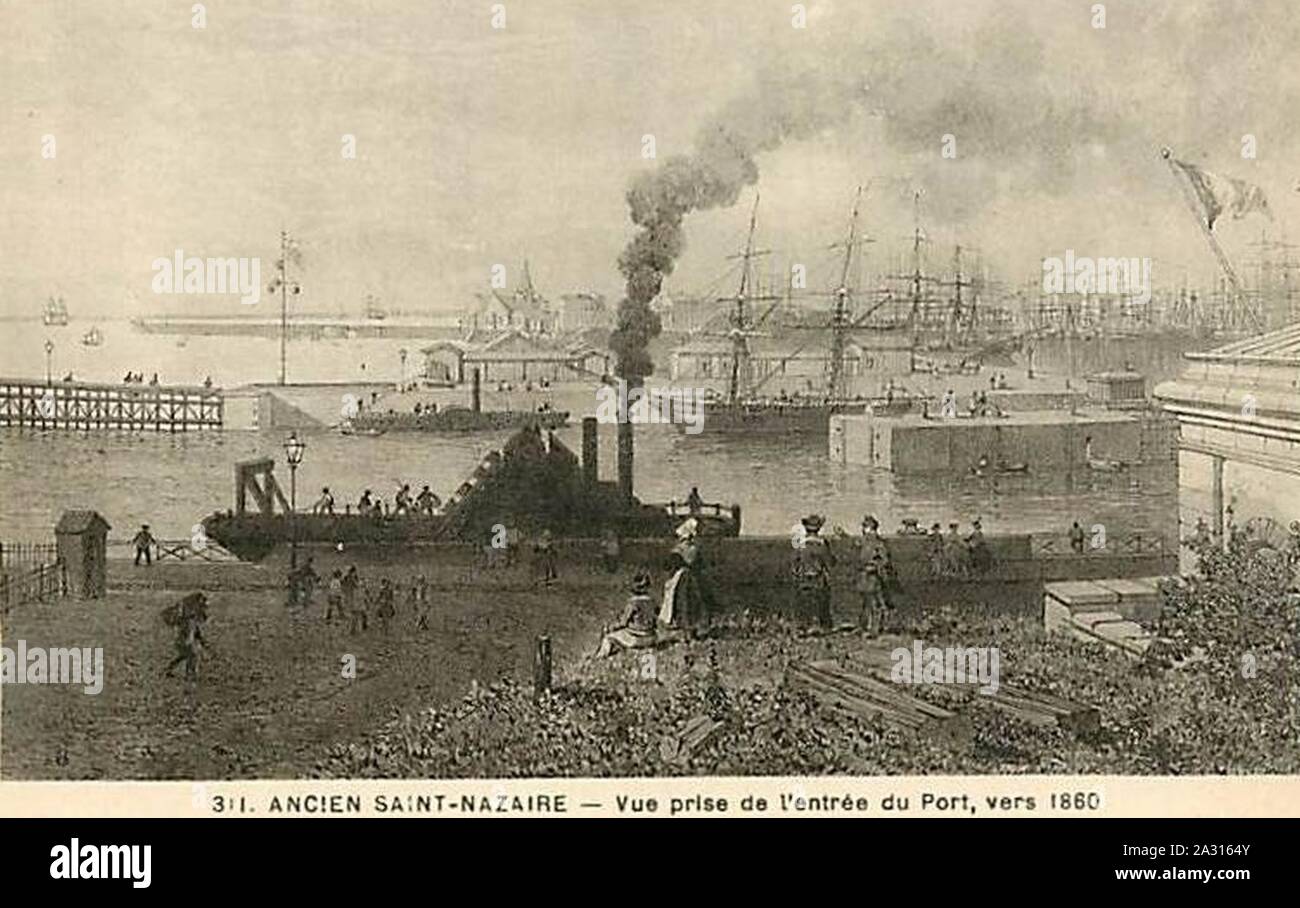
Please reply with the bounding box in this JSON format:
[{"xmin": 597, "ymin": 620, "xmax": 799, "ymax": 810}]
[
  {"xmin": 43, "ymin": 295, "xmax": 69, "ymax": 326},
  {"xmin": 81, "ymin": 326, "xmax": 103, "ymax": 346}
]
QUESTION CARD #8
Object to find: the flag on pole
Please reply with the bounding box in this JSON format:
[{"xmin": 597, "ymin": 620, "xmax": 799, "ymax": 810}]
[{"xmin": 1171, "ymin": 157, "xmax": 1271, "ymax": 230}]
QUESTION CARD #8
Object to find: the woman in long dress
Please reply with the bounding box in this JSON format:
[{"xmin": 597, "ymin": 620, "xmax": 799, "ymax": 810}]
[{"xmin": 660, "ymin": 519, "xmax": 710, "ymax": 632}]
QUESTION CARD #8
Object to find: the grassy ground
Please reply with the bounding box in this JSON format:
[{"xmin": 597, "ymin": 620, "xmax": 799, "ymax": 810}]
[
  {"xmin": 1, "ymin": 561, "xmax": 620, "ymax": 779},
  {"xmin": 10, "ymin": 538, "xmax": 1295, "ymax": 779}
]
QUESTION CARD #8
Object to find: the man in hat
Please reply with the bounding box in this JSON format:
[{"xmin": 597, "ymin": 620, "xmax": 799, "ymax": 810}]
[
  {"xmin": 415, "ymin": 484, "xmax": 441, "ymax": 515},
  {"xmin": 939, "ymin": 388, "xmax": 958, "ymax": 419},
  {"xmin": 374, "ymin": 577, "xmax": 396, "ymax": 633},
  {"xmin": 132, "ymin": 524, "xmax": 155, "ymax": 566},
  {"xmin": 966, "ymin": 517, "xmax": 992, "ymax": 574},
  {"xmin": 533, "ymin": 529, "xmax": 558, "ymax": 585},
  {"xmin": 1069, "ymin": 520, "xmax": 1087, "ymax": 554},
  {"xmin": 791, "ymin": 514, "xmax": 835, "ymax": 629},
  {"xmin": 164, "ymin": 592, "xmax": 210, "ymax": 680},
  {"xmin": 927, "ymin": 522, "xmax": 946, "ymax": 576},
  {"xmin": 341, "ymin": 564, "xmax": 360, "ymax": 617},
  {"xmin": 856, "ymin": 515, "xmax": 893, "ymax": 635},
  {"xmin": 312, "ymin": 487, "xmax": 335, "ymax": 516},
  {"xmin": 595, "ymin": 571, "xmax": 658, "ymax": 658},
  {"xmin": 288, "ymin": 556, "xmax": 320, "ymax": 610},
  {"xmin": 943, "ymin": 522, "xmax": 968, "ymax": 577},
  {"xmin": 412, "ymin": 574, "xmax": 431, "ymax": 631},
  {"xmin": 685, "ymin": 486, "xmax": 704, "ymax": 514},
  {"xmin": 394, "ymin": 483, "xmax": 413, "ymax": 516},
  {"xmin": 325, "ymin": 569, "xmax": 345, "ymax": 623}
]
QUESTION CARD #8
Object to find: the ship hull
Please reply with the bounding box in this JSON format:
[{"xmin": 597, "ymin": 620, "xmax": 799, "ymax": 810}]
[
  {"xmin": 202, "ymin": 425, "xmax": 739, "ymax": 561},
  {"xmin": 203, "ymin": 514, "xmax": 450, "ymax": 561},
  {"xmin": 348, "ymin": 410, "xmax": 569, "ymax": 433},
  {"xmin": 689, "ymin": 399, "xmax": 916, "ymax": 435}
]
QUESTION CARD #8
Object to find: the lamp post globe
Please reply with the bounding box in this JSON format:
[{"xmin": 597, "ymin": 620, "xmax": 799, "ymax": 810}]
[{"xmin": 283, "ymin": 432, "xmax": 307, "ymax": 571}]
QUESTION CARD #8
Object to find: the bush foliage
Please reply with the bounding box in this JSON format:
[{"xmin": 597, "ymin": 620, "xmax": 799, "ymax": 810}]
[{"xmin": 317, "ymin": 527, "xmax": 1300, "ymax": 777}]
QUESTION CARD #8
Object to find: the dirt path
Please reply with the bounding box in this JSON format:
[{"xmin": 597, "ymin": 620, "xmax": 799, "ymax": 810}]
[{"xmin": 2, "ymin": 576, "xmax": 616, "ymax": 779}]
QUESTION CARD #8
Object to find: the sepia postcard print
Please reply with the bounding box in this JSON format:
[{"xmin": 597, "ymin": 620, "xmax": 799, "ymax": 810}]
[{"xmin": 1, "ymin": 0, "xmax": 1298, "ymax": 819}]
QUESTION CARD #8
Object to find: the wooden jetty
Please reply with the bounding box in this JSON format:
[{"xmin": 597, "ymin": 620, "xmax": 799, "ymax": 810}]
[{"xmin": 0, "ymin": 377, "xmax": 222, "ymax": 431}]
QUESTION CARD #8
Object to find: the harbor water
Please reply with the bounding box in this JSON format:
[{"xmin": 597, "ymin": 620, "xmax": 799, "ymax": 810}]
[{"xmin": 0, "ymin": 318, "xmax": 1240, "ymax": 549}]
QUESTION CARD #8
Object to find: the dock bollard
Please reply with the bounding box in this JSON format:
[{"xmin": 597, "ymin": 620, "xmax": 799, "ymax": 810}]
[{"xmin": 533, "ymin": 635, "xmax": 552, "ymax": 697}]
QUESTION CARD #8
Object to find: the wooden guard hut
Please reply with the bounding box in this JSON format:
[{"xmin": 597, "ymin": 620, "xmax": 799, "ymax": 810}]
[{"xmin": 55, "ymin": 510, "xmax": 110, "ymax": 598}]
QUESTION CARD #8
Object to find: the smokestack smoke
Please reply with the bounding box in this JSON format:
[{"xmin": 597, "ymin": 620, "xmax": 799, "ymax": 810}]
[
  {"xmin": 610, "ymin": 80, "xmax": 857, "ymax": 380},
  {"xmin": 605, "ymin": 0, "xmax": 1300, "ymax": 322}
]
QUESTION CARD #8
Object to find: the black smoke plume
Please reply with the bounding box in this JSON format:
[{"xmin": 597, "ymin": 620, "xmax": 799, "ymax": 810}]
[{"xmin": 610, "ymin": 72, "xmax": 859, "ymax": 382}]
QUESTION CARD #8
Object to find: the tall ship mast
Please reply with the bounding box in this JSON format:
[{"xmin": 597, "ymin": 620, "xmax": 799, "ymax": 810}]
[{"xmin": 683, "ymin": 187, "xmax": 923, "ymax": 437}]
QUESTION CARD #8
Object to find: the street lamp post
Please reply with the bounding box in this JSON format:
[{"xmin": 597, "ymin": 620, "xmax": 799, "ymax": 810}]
[
  {"xmin": 284, "ymin": 432, "xmax": 306, "ymax": 574},
  {"xmin": 44, "ymin": 339, "xmax": 54, "ymax": 385}
]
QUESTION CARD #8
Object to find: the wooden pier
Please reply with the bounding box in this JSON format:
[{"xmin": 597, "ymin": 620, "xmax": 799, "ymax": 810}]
[{"xmin": 0, "ymin": 377, "xmax": 223, "ymax": 431}]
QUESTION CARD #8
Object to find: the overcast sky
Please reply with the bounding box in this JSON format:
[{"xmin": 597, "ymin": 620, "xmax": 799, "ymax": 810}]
[{"xmin": 2, "ymin": 0, "xmax": 1298, "ymax": 318}]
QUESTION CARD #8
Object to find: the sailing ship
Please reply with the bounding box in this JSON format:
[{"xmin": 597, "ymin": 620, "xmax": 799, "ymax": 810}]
[
  {"xmin": 682, "ymin": 188, "xmax": 926, "ymax": 436},
  {"xmin": 364, "ymin": 294, "xmax": 388, "ymax": 320},
  {"xmin": 81, "ymin": 326, "xmax": 103, "ymax": 347},
  {"xmin": 42, "ymin": 296, "xmax": 69, "ymax": 326},
  {"xmin": 882, "ymin": 191, "xmax": 1022, "ymax": 369}
]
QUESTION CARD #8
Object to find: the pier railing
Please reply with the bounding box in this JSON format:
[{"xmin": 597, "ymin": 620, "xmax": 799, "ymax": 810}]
[
  {"xmin": 105, "ymin": 538, "xmax": 239, "ymax": 563},
  {"xmin": 665, "ymin": 500, "xmax": 736, "ymax": 519},
  {"xmin": 1031, "ymin": 532, "xmax": 1168, "ymax": 558},
  {"xmin": 0, "ymin": 377, "xmax": 223, "ymax": 431}
]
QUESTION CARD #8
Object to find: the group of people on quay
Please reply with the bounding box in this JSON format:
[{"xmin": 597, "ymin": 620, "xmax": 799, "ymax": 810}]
[
  {"xmin": 285, "ymin": 559, "xmax": 433, "ymax": 635},
  {"xmin": 592, "ymin": 510, "xmax": 1000, "ymax": 658},
  {"xmin": 120, "ymin": 371, "xmax": 161, "ymax": 385},
  {"xmin": 787, "ymin": 513, "xmax": 895, "ymax": 634},
  {"xmin": 309, "ymin": 484, "xmax": 443, "ymax": 518},
  {"xmin": 895, "ymin": 516, "xmax": 994, "ymax": 578},
  {"xmin": 930, "ymin": 387, "xmax": 1008, "ymax": 420}
]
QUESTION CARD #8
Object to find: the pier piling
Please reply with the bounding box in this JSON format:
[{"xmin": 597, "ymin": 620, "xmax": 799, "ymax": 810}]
[
  {"xmin": 582, "ymin": 417, "xmax": 598, "ymax": 485},
  {"xmin": 533, "ymin": 635, "xmax": 553, "ymax": 697}
]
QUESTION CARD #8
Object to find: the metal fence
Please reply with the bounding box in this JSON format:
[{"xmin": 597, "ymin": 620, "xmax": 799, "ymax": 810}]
[
  {"xmin": 0, "ymin": 559, "xmax": 67, "ymax": 609},
  {"xmin": 0, "ymin": 541, "xmax": 58, "ymax": 570}
]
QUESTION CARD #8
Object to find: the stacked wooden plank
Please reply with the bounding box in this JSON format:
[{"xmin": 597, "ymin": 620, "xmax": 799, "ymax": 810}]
[
  {"xmin": 842, "ymin": 641, "xmax": 1100, "ymax": 738},
  {"xmin": 659, "ymin": 715, "xmax": 725, "ymax": 765},
  {"xmin": 980, "ymin": 685, "xmax": 1100, "ymax": 737},
  {"xmin": 787, "ymin": 660, "xmax": 972, "ymax": 745}
]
